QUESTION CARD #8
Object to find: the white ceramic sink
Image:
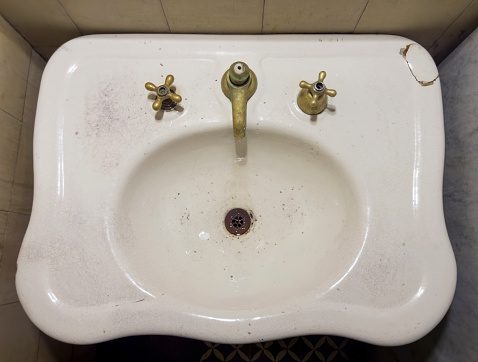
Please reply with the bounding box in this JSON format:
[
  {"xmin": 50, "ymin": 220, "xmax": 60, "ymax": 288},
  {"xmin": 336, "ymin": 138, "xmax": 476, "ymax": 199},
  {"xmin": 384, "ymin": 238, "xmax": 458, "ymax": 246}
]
[{"xmin": 16, "ymin": 34, "xmax": 456, "ymax": 345}]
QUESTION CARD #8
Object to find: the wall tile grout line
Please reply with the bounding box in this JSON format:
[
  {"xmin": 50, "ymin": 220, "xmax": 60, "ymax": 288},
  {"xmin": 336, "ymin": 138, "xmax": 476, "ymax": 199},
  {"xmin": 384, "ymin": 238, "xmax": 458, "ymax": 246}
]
[
  {"xmin": 0, "ymin": 213, "xmax": 7, "ymax": 255},
  {"xmin": 0, "ymin": 210, "xmax": 31, "ymax": 217},
  {"xmin": 35, "ymin": 336, "xmax": 41, "ymax": 362},
  {"xmin": 55, "ymin": 0, "xmax": 84, "ymax": 36},
  {"xmin": 429, "ymin": 0, "xmax": 476, "ymax": 52},
  {"xmin": 0, "ymin": 300, "xmax": 22, "ymax": 307},
  {"xmin": 352, "ymin": 0, "xmax": 370, "ymax": 33},
  {"xmin": 6, "ymin": 49, "xmax": 33, "ymax": 214},
  {"xmin": 159, "ymin": 0, "xmax": 172, "ymax": 33},
  {"xmin": 261, "ymin": 0, "xmax": 266, "ymax": 34},
  {"xmin": 0, "ymin": 108, "xmax": 23, "ymax": 124},
  {"xmin": 6, "ymin": 210, "xmax": 31, "ymax": 217},
  {"xmin": 7, "ymin": 126, "xmax": 24, "ymax": 213},
  {"xmin": 0, "ymin": 214, "xmax": 11, "ymax": 302},
  {"xmin": 20, "ymin": 49, "xmax": 33, "ymax": 123},
  {"xmin": 0, "ymin": 15, "xmax": 35, "ymax": 53},
  {"xmin": 34, "ymin": 321, "xmax": 41, "ymax": 362},
  {"xmin": 33, "ymin": 48, "xmax": 49, "ymax": 62}
]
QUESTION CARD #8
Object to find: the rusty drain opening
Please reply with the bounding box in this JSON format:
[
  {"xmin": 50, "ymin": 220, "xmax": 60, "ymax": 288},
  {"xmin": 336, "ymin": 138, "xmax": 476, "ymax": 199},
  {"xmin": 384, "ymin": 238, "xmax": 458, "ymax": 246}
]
[{"xmin": 225, "ymin": 208, "xmax": 252, "ymax": 236}]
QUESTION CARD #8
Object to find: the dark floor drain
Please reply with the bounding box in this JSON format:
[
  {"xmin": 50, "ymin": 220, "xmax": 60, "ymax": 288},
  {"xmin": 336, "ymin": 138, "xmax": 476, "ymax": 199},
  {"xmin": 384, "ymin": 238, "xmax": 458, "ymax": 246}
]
[{"xmin": 225, "ymin": 208, "xmax": 251, "ymax": 235}]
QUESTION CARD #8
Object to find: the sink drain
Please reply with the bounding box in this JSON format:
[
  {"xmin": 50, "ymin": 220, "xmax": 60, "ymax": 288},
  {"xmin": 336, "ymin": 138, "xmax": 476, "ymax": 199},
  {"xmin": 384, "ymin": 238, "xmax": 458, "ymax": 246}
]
[{"xmin": 225, "ymin": 208, "xmax": 251, "ymax": 235}]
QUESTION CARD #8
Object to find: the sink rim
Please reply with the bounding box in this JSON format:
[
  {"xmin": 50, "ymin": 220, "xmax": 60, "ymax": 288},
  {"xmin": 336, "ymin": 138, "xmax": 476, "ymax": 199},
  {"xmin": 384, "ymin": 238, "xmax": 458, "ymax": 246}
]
[{"xmin": 16, "ymin": 33, "xmax": 456, "ymax": 346}]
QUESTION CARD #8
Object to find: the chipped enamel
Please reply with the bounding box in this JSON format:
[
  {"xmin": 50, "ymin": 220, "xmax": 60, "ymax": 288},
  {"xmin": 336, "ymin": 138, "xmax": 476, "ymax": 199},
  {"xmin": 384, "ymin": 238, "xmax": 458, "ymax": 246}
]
[{"xmin": 400, "ymin": 43, "xmax": 440, "ymax": 86}]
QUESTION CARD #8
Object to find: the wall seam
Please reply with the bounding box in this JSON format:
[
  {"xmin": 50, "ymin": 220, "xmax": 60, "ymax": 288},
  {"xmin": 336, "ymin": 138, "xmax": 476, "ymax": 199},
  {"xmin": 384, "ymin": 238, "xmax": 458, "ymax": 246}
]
[
  {"xmin": 55, "ymin": 0, "xmax": 84, "ymax": 36},
  {"xmin": 0, "ymin": 15, "xmax": 35, "ymax": 51},
  {"xmin": 21, "ymin": 50, "xmax": 33, "ymax": 123},
  {"xmin": 35, "ymin": 319, "xmax": 41, "ymax": 362},
  {"xmin": 0, "ymin": 211, "xmax": 8, "ymax": 258},
  {"xmin": 0, "ymin": 215, "xmax": 13, "ymax": 302},
  {"xmin": 7, "ymin": 210, "xmax": 31, "ymax": 217},
  {"xmin": 0, "ymin": 300, "xmax": 22, "ymax": 307},
  {"xmin": 7, "ymin": 126, "xmax": 24, "ymax": 213},
  {"xmin": 159, "ymin": 0, "xmax": 172, "ymax": 33},
  {"xmin": 5, "ymin": 49, "xmax": 33, "ymax": 213},
  {"xmin": 429, "ymin": 0, "xmax": 476, "ymax": 50},
  {"xmin": 352, "ymin": 0, "xmax": 370, "ymax": 33},
  {"xmin": 261, "ymin": 0, "xmax": 266, "ymax": 34},
  {"xmin": 0, "ymin": 108, "xmax": 22, "ymax": 123}
]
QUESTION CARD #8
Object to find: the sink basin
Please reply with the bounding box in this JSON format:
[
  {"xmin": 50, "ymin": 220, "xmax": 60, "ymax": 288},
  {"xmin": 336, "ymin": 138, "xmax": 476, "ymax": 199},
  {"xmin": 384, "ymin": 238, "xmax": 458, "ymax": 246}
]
[
  {"xmin": 16, "ymin": 34, "xmax": 456, "ymax": 345},
  {"xmin": 117, "ymin": 129, "xmax": 360, "ymax": 310}
]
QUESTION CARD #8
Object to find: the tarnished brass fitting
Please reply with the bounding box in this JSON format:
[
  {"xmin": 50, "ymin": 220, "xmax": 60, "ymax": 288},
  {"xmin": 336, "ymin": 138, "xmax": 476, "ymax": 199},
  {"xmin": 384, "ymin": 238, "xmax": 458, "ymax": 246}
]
[
  {"xmin": 222, "ymin": 62, "xmax": 257, "ymax": 139},
  {"xmin": 145, "ymin": 75, "xmax": 182, "ymax": 111},
  {"xmin": 297, "ymin": 71, "xmax": 337, "ymax": 115}
]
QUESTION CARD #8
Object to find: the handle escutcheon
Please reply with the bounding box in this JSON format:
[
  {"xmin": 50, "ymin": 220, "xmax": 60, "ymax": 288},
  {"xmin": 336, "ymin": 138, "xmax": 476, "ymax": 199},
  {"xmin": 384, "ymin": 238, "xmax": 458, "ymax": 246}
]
[
  {"xmin": 297, "ymin": 71, "xmax": 337, "ymax": 115},
  {"xmin": 145, "ymin": 75, "xmax": 182, "ymax": 111}
]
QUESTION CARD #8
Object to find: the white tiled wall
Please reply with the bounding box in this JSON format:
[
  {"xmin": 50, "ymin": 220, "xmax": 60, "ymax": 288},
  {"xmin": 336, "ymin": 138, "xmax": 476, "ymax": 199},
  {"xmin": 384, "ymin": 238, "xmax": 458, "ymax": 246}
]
[
  {"xmin": 436, "ymin": 26, "xmax": 478, "ymax": 362},
  {"xmin": 0, "ymin": 0, "xmax": 477, "ymax": 63},
  {"xmin": 0, "ymin": 303, "xmax": 39, "ymax": 361},
  {"xmin": 0, "ymin": 15, "xmax": 99, "ymax": 361},
  {"xmin": 0, "ymin": 14, "xmax": 45, "ymax": 361}
]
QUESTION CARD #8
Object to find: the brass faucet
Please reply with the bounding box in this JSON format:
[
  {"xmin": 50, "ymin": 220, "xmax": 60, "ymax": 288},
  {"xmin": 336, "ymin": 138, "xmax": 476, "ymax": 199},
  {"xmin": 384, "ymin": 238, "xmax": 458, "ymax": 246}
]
[
  {"xmin": 221, "ymin": 62, "xmax": 257, "ymax": 139},
  {"xmin": 297, "ymin": 71, "xmax": 336, "ymax": 115}
]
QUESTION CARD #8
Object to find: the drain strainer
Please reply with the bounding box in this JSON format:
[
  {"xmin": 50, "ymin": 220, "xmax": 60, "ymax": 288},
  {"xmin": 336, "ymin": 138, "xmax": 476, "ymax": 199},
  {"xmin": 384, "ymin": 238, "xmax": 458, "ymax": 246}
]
[{"xmin": 225, "ymin": 208, "xmax": 251, "ymax": 235}]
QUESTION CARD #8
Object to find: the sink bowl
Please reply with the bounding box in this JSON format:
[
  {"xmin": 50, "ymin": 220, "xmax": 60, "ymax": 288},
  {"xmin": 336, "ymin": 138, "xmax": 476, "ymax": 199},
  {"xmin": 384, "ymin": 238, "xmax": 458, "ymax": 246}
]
[
  {"xmin": 16, "ymin": 34, "xmax": 456, "ymax": 345},
  {"xmin": 117, "ymin": 129, "xmax": 360, "ymax": 310}
]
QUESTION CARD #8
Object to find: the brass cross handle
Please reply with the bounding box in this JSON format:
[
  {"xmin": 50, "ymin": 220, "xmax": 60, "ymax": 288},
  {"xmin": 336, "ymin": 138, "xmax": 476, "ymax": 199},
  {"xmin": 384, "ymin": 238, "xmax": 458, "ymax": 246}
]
[
  {"xmin": 297, "ymin": 71, "xmax": 337, "ymax": 115},
  {"xmin": 145, "ymin": 74, "xmax": 182, "ymax": 111}
]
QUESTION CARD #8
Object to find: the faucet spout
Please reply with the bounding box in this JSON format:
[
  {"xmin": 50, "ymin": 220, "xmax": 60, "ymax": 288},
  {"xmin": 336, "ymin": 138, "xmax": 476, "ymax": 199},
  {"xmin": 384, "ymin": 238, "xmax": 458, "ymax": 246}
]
[
  {"xmin": 230, "ymin": 88, "xmax": 248, "ymax": 139},
  {"xmin": 221, "ymin": 62, "xmax": 257, "ymax": 139}
]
